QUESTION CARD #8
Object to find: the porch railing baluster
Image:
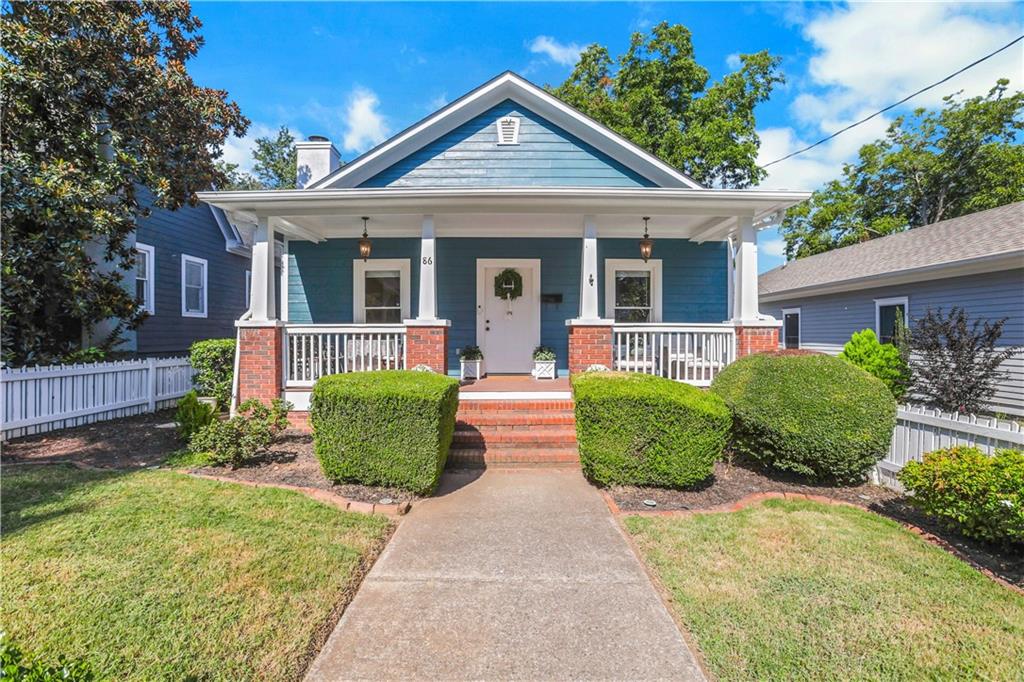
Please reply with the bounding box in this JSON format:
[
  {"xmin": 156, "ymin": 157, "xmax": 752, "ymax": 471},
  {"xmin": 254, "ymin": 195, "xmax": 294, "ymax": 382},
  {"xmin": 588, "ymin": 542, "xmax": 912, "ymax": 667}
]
[{"xmin": 611, "ymin": 323, "xmax": 736, "ymax": 387}]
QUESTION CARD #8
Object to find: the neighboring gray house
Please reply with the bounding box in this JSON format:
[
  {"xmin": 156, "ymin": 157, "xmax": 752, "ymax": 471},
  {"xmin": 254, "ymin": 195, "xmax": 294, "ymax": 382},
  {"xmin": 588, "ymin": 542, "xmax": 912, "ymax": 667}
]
[
  {"xmin": 760, "ymin": 202, "xmax": 1024, "ymax": 416},
  {"xmin": 126, "ymin": 187, "xmax": 253, "ymax": 355}
]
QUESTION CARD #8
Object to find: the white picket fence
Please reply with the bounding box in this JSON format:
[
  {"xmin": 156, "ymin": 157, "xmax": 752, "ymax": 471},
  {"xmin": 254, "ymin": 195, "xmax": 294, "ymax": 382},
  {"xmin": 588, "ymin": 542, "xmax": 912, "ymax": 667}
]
[
  {"xmin": 1, "ymin": 357, "xmax": 195, "ymax": 440},
  {"xmin": 875, "ymin": 404, "xmax": 1024, "ymax": 489}
]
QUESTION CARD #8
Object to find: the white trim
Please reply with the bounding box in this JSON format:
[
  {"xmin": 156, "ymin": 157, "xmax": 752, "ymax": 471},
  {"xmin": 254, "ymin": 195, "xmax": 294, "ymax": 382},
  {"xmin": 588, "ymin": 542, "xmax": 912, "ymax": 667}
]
[
  {"xmin": 180, "ymin": 254, "xmax": 208, "ymax": 318},
  {"xmin": 604, "ymin": 259, "xmax": 663, "ymax": 323},
  {"xmin": 279, "ymin": 238, "xmax": 289, "ymax": 322},
  {"xmin": 874, "ymin": 296, "xmax": 908, "ymax": 342},
  {"xmin": 475, "ymin": 258, "xmax": 542, "ymax": 368},
  {"xmin": 245, "ymin": 270, "xmax": 251, "ymax": 310},
  {"xmin": 135, "ymin": 242, "xmax": 155, "ymax": 315},
  {"xmin": 496, "ymin": 115, "xmax": 520, "ymax": 145},
  {"xmin": 781, "ymin": 307, "xmax": 801, "ymax": 349},
  {"xmin": 306, "ymin": 72, "xmax": 702, "ymax": 190},
  {"xmin": 352, "ymin": 258, "xmax": 411, "ymax": 324},
  {"xmin": 459, "ymin": 391, "xmax": 572, "ymax": 401}
]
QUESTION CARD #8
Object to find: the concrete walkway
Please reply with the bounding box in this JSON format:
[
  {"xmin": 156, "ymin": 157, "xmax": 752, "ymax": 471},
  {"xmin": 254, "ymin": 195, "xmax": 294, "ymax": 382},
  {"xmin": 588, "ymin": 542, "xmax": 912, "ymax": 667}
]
[{"xmin": 305, "ymin": 468, "xmax": 706, "ymax": 681}]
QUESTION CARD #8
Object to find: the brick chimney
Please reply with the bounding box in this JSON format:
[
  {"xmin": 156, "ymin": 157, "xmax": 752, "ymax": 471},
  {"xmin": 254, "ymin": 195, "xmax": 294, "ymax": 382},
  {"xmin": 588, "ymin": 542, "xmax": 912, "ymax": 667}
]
[{"xmin": 295, "ymin": 135, "xmax": 341, "ymax": 188}]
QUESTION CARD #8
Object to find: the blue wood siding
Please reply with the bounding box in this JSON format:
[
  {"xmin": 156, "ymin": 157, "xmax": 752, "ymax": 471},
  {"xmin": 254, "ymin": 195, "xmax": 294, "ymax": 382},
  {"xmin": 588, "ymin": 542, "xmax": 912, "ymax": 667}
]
[
  {"xmin": 598, "ymin": 239, "xmax": 729, "ymax": 323},
  {"xmin": 134, "ymin": 189, "xmax": 249, "ymax": 355},
  {"xmin": 288, "ymin": 238, "xmax": 421, "ymax": 323},
  {"xmin": 359, "ymin": 100, "xmax": 657, "ymax": 188}
]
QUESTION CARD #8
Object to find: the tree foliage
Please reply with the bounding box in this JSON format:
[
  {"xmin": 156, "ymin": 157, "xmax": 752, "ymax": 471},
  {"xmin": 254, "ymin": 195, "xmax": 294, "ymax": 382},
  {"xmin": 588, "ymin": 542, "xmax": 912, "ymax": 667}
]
[
  {"xmin": 217, "ymin": 125, "xmax": 298, "ymax": 190},
  {"xmin": 550, "ymin": 22, "xmax": 783, "ymax": 188},
  {"xmin": 782, "ymin": 81, "xmax": 1024, "ymax": 258},
  {"xmin": 1, "ymin": 1, "xmax": 248, "ymax": 365},
  {"xmin": 909, "ymin": 307, "xmax": 1019, "ymax": 413},
  {"xmin": 839, "ymin": 329, "xmax": 910, "ymax": 401}
]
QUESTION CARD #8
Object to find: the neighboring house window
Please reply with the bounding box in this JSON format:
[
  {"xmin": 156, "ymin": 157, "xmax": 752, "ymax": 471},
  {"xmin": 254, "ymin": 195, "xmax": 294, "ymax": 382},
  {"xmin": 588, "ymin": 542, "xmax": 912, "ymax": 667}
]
[
  {"xmin": 353, "ymin": 259, "xmax": 410, "ymax": 324},
  {"xmin": 875, "ymin": 296, "xmax": 908, "ymax": 344},
  {"xmin": 782, "ymin": 307, "xmax": 800, "ymax": 349},
  {"xmin": 604, "ymin": 259, "xmax": 663, "ymax": 323},
  {"xmin": 245, "ymin": 270, "xmax": 251, "ymax": 309},
  {"xmin": 181, "ymin": 254, "xmax": 208, "ymax": 318},
  {"xmin": 135, "ymin": 242, "xmax": 155, "ymax": 314}
]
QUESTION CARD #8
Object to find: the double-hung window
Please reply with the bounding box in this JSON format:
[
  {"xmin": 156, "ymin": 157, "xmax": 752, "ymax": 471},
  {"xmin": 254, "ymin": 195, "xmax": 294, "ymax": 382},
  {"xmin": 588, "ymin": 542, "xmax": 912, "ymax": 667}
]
[
  {"xmin": 353, "ymin": 259, "xmax": 410, "ymax": 324},
  {"xmin": 875, "ymin": 296, "xmax": 908, "ymax": 345},
  {"xmin": 605, "ymin": 259, "xmax": 662, "ymax": 323},
  {"xmin": 181, "ymin": 254, "xmax": 208, "ymax": 318},
  {"xmin": 135, "ymin": 243, "xmax": 155, "ymax": 314}
]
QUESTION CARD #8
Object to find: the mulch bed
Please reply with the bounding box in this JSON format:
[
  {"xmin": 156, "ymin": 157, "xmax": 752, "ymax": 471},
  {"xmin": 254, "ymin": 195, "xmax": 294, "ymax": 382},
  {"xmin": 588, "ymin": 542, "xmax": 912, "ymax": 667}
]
[{"xmin": 611, "ymin": 458, "xmax": 1024, "ymax": 588}]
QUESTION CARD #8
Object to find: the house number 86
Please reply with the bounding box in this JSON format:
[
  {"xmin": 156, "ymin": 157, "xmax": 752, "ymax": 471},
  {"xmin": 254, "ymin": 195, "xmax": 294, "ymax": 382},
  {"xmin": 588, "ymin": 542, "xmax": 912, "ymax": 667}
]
[{"xmin": 422, "ymin": 256, "xmax": 432, "ymax": 265}]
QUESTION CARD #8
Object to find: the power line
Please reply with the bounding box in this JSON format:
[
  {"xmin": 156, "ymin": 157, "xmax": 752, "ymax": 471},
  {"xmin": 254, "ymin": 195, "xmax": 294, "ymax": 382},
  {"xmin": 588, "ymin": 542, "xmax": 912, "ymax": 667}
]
[{"xmin": 762, "ymin": 34, "xmax": 1024, "ymax": 168}]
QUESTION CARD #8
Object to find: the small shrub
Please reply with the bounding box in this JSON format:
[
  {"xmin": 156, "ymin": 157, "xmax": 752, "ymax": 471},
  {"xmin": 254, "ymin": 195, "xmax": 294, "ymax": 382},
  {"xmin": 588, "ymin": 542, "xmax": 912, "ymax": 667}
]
[
  {"xmin": 61, "ymin": 346, "xmax": 107, "ymax": 365},
  {"xmin": 710, "ymin": 352, "xmax": 896, "ymax": 481},
  {"xmin": 188, "ymin": 398, "xmax": 290, "ymax": 468},
  {"xmin": 174, "ymin": 390, "xmax": 216, "ymax": 442},
  {"xmin": 532, "ymin": 346, "xmax": 556, "ymax": 361},
  {"xmin": 572, "ymin": 372, "xmax": 731, "ymax": 487},
  {"xmin": 459, "ymin": 345, "xmax": 483, "ymax": 361},
  {"xmin": 0, "ymin": 633, "xmax": 97, "ymax": 681},
  {"xmin": 311, "ymin": 370, "xmax": 459, "ymax": 494},
  {"xmin": 898, "ymin": 446, "xmax": 1024, "ymax": 545},
  {"xmin": 839, "ymin": 329, "xmax": 910, "ymax": 400},
  {"xmin": 189, "ymin": 338, "xmax": 235, "ymax": 407}
]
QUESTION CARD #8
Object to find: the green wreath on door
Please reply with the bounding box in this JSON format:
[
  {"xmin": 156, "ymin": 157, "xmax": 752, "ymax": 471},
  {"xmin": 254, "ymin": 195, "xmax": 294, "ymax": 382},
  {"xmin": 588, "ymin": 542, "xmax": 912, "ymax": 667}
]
[{"xmin": 493, "ymin": 268, "xmax": 523, "ymax": 300}]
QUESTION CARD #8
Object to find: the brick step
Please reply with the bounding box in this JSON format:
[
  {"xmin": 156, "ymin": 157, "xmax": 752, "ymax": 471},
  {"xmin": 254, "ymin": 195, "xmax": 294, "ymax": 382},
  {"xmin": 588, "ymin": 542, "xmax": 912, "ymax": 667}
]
[
  {"xmin": 456, "ymin": 423, "xmax": 575, "ymax": 434},
  {"xmin": 456, "ymin": 413, "xmax": 576, "ymax": 427},
  {"xmin": 446, "ymin": 447, "xmax": 580, "ymax": 469},
  {"xmin": 451, "ymin": 429, "xmax": 577, "ymax": 446},
  {"xmin": 457, "ymin": 400, "xmax": 574, "ymax": 412}
]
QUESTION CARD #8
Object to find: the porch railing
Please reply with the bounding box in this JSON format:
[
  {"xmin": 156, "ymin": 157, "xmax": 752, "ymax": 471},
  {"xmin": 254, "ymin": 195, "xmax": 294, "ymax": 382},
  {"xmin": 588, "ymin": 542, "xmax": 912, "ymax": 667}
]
[
  {"xmin": 284, "ymin": 325, "xmax": 406, "ymax": 387},
  {"xmin": 612, "ymin": 323, "xmax": 736, "ymax": 387}
]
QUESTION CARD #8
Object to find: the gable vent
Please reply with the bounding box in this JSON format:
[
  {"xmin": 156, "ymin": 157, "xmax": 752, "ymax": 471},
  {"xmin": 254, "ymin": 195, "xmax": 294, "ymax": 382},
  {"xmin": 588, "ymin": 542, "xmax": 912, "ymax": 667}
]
[{"xmin": 496, "ymin": 116, "xmax": 520, "ymax": 145}]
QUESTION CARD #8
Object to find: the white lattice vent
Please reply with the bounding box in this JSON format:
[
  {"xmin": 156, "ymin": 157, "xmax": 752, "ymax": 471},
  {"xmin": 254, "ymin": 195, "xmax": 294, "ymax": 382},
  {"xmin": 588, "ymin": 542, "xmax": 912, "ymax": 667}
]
[{"xmin": 496, "ymin": 116, "xmax": 520, "ymax": 145}]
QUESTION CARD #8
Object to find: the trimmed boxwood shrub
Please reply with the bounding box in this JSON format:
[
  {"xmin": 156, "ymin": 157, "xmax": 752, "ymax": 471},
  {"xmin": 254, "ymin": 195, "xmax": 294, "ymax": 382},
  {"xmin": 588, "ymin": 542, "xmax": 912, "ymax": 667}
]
[
  {"xmin": 311, "ymin": 370, "xmax": 460, "ymax": 494},
  {"xmin": 572, "ymin": 371, "xmax": 731, "ymax": 487},
  {"xmin": 898, "ymin": 446, "xmax": 1024, "ymax": 545},
  {"xmin": 189, "ymin": 338, "xmax": 235, "ymax": 408},
  {"xmin": 711, "ymin": 352, "xmax": 896, "ymax": 481}
]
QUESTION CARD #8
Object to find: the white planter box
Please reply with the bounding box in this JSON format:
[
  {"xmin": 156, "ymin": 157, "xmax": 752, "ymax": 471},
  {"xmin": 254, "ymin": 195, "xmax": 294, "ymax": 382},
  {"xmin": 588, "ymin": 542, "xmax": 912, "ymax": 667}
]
[
  {"xmin": 460, "ymin": 359, "xmax": 484, "ymax": 381},
  {"xmin": 532, "ymin": 359, "xmax": 556, "ymax": 380}
]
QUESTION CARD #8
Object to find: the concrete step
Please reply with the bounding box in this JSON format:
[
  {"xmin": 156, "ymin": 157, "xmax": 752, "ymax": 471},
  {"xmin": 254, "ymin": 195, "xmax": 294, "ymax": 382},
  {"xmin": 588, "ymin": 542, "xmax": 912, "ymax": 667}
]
[{"xmin": 446, "ymin": 447, "xmax": 580, "ymax": 469}]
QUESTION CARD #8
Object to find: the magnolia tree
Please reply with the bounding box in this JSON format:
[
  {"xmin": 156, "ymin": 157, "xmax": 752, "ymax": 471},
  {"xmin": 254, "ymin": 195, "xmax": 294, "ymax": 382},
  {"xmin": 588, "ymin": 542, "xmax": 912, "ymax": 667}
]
[{"xmin": 1, "ymin": 2, "xmax": 248, "ymax": 365}]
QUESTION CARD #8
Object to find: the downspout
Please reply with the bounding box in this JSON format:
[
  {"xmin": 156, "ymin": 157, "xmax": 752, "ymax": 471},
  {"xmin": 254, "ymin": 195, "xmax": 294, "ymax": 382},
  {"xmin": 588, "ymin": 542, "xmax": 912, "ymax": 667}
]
[{"xmin": 229, "ymin": 308, "xmax": 252, "ymax": 417}]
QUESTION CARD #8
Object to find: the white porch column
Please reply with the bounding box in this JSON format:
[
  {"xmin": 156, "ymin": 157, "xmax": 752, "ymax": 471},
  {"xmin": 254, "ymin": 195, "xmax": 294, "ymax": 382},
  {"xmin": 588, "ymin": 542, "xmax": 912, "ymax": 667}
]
[
  {"xmin": 250, "ymin": 215, "xmax": 277, "ymax": 321},
  {"xmin": 417, "ymin": 215, "xmax": 438, "ymax": 320},
  {"xmin": 579, "ymin": 215, "xmax": 600, "ymax": 320},
  {"xmin": 732, "ymin": 215, "xmax": 759, "ymax": 322}
]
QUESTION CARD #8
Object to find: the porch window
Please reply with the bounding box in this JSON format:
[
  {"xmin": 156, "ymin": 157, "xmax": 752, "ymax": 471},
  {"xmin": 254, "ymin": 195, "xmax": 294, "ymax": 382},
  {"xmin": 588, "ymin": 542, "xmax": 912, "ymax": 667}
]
[
  {"xmin": 135, "ymin": 242, "xmax": 154, "ymax": 314},
  {"xmin": 875, "ymin": 296, "xmax": 908, "ymax": 344},
  {"xmin": 353, "ymin": 258, "xmax": 411, "ymax": 324},
  {"xmin": 604, "ymin": 259, "xmax": 662, "ymax": 322},
  {"xmin": 181, "ymin": 254, "xmax": 207, "ymax": 318}
]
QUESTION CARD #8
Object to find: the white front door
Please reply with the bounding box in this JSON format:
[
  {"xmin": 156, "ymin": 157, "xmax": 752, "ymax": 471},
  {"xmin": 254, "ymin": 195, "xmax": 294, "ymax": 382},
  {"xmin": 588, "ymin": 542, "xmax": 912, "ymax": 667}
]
[{"xmin": 477, "ymin": 259, "xmax": 540, "ymax": 374}]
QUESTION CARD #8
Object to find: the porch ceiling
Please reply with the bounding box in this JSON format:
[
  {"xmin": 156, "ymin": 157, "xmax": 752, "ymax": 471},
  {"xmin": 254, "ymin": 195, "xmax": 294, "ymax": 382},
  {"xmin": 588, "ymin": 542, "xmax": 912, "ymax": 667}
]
[{"xmin": 196, "ymin": 187, "xmax": 810, "ymax": 242}]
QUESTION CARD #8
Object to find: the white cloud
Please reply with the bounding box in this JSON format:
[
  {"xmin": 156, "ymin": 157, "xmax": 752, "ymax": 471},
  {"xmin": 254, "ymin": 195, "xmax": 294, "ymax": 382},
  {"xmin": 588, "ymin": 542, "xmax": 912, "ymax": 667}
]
[
  {"xmin": 528, "ymin": 35, "xmax": 584, "ymax": 67},
  {"xmin": 219, "ymin": 123, "xmax": 299, "ymax": 173},
  {"xmin": 426, "ymin": 92, "xmax": 448, "ymax": 112},
  {"xmin": 760, "ymin": 237, "xmax": 787, "ymax": 259},
  {"xmin": 341, "ymin": 87, "xmax": 389, "ymax": 154},
  {"xmin": 725, "ymin": 53, "xmax": 743, "ymax": 70}
]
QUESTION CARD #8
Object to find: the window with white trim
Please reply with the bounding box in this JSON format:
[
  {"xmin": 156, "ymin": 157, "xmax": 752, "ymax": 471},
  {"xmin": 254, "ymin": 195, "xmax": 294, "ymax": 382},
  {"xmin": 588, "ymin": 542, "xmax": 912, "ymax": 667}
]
[
  {"xmin": 353, "ymin": 259, "xmax": 410, "ymax": 324},
  {"xmin": 135, "ymin": 242, "xmax": 155, "ymax": 314},
  {"xmin": 181, "ymin": 254, "xmax": 208, "ymax": 318},
  {"xmin": 604, "ymin": 259, "xmax": 663, "ymax": 323},
  {"xmin": 782, "ymin": 307, "xmax": 801, "ymax": 349},
  {"xmin": 875, "ymin": 296, "xmax": 908, "ymax": 345}
]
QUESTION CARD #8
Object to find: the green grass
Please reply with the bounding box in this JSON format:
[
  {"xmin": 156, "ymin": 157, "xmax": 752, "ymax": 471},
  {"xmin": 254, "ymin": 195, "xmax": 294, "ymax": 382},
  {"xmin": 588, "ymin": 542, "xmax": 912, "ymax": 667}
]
[
  {"xmin": 626, "ymin": 499, "xmax": 1024, "ymax": 681},
  {"xmin": 1, "ymin": 465, "xmax": 392, "ymax": 680}
]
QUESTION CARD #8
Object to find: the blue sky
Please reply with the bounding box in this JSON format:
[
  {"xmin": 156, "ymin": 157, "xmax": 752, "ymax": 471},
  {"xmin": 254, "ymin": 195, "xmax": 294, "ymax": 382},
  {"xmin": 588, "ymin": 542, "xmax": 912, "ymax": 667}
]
[{"xmin": 190, "ymin": 1, "xmax": 1022, "ymax": 272}]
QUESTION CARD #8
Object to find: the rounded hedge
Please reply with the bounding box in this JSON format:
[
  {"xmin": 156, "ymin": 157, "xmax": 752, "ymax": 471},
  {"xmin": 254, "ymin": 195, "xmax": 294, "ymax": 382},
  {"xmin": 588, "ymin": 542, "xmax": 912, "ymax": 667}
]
[
  {"xmin": 572, "ymin": 371, "xmax": 731, "ymax": 488},
  {"xmin": 710, "ymin": 352, "xmax": 896, "ymax": 482}
]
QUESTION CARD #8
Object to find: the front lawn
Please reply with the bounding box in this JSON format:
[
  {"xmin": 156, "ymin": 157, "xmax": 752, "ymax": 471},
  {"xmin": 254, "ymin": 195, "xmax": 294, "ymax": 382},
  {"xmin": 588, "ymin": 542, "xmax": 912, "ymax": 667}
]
[
  {"xmin": 1, "ymin": 465, "xmax": 392, "ymax": 680},
  {"xmin": 626, "ymin": 499, "xmax": 1024, "ymax": 681}
]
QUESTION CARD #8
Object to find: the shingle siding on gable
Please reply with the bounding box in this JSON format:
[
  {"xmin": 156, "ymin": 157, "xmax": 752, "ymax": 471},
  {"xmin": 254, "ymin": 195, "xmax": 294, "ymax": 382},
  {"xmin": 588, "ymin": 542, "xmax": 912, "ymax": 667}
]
[
  {"xmin": 359, "ymin": 100, "xmax": 657, "ymax": 188},
  {"xmin": 134, "ymin": 188, "xmax": 249, "ymax": 355}
]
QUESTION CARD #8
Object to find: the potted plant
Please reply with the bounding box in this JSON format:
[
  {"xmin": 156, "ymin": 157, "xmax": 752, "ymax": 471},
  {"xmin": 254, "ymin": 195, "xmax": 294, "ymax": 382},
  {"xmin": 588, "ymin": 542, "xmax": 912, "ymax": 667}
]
[
  {"xmin": 459, "ymin": 346, "xmax": 484, "ymax": 381},
  {"xmin": 532, "ymin": 346, "xmax": 556, "ymax": 380}
]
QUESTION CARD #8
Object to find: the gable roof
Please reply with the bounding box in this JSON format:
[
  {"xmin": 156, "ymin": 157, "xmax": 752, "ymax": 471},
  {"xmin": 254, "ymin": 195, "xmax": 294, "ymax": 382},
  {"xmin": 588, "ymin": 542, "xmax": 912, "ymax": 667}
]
[
  {"xmin": 760, "ymin": 202, "xmax": 1024, "ymax": 301},
  {"xmin": 310, "ymin": 71, "xmax": 702, "ymax": 190}
]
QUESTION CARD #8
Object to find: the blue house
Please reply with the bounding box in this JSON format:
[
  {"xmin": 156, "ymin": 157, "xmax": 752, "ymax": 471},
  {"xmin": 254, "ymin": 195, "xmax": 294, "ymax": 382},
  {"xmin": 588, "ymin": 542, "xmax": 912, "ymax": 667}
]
[
  {"xmin": 760, "ymin": 202, "xmax": 1024, "ymax": 416},
  {"xmin": 199, "ymin": 72, "xmax": 808, "ymax": 414}
]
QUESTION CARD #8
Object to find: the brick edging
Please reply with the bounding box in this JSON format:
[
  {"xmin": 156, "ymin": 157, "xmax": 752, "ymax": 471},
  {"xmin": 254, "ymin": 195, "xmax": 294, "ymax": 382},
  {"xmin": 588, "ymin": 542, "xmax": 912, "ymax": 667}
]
[
  {"xmin": 182, "ymin": 471, "xmax": 412, "ymax": 517},
  {"xmin": 605, "ymin": 490, "xmax": 1023, "ymax": 595}
]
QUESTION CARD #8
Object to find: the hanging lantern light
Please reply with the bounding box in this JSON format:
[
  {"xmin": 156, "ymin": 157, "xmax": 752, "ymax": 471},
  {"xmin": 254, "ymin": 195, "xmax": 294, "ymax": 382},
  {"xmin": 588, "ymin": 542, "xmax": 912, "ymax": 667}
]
[
  {"xmin": 359, "ymin": 216, "xmax": 372, "ymax": 261},
  {"xmin": 639, "ymin": 216, "xmax": 654, "ymax": 262}
]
